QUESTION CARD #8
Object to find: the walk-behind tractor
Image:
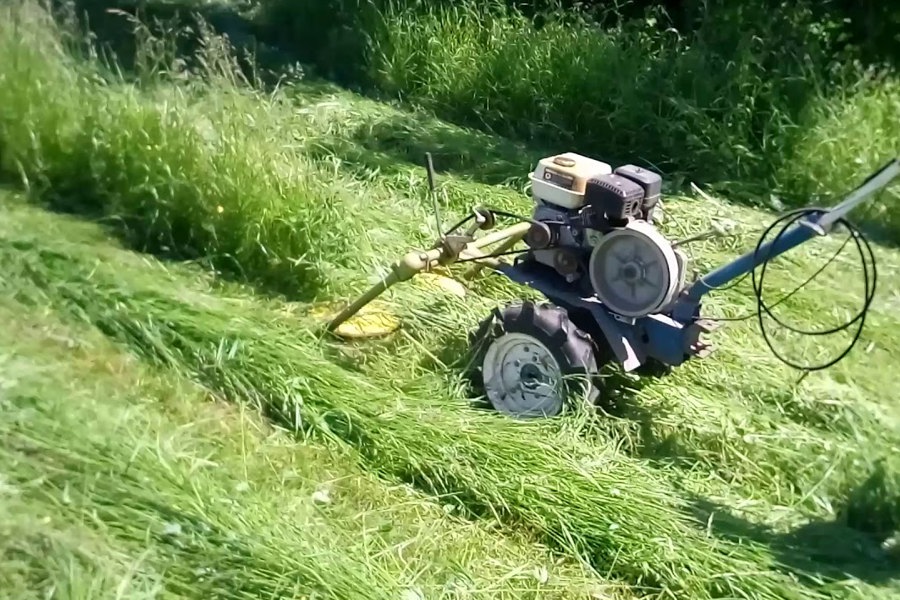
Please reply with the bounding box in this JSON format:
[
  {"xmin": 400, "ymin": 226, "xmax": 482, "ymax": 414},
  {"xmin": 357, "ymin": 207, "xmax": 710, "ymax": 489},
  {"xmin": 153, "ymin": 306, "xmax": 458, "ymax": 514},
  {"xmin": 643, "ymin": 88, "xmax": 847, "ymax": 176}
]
[{"xmin": 325, "ymin": 153, "xmax": 900, "ymax": 419}]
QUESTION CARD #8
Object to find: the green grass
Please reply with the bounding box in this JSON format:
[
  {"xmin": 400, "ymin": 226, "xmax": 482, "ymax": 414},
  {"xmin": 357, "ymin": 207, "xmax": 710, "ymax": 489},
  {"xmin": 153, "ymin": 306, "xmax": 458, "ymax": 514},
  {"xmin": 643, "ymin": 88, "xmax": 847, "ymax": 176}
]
[
  {"xmin": 2, "ymin": 2, "xmax": 900, "ymax": 599},
  {"xmin": 0, "ymin": 197, "xmax": 783, "ymax": 599},
  {"xmin": 0, "ymin": 199, "xmax": 622, "ymax": 600},
  {"xmin": 254, "ymin": 0, "xmax": 900, "ymax": 240}
]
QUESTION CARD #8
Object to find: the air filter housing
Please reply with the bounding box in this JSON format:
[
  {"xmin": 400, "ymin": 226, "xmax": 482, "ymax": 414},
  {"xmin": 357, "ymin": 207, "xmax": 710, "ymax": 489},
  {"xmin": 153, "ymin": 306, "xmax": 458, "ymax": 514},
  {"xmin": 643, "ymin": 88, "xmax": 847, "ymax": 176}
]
[
  {"xmin": 584, "ymin": 174, "xmax": 645, "ymax": 223},
  {"xmin": 615, "ymin": 164, "xmax": 662, "ymax": 221}
]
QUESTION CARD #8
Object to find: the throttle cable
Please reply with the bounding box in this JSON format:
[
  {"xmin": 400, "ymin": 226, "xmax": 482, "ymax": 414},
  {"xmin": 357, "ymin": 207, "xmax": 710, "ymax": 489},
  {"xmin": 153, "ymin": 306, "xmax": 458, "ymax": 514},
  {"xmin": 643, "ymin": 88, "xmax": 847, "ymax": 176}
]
[{"xmin": 707, "ymin": 207, "xmax": 877, "ymax": 372}]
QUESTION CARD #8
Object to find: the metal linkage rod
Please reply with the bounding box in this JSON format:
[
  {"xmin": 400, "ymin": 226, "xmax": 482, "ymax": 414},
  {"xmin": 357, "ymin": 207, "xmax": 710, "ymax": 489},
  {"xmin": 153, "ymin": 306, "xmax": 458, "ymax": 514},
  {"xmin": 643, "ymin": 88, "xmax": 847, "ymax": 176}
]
[{"xmin": 326, "ymin": 222, "xmax": 531, "ymax": 335}]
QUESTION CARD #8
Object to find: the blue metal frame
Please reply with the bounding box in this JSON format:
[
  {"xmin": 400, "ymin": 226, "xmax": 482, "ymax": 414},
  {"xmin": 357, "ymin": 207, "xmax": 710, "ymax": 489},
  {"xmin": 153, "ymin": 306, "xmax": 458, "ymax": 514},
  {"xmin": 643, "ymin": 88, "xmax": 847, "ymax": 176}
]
[
  {"xmin": 668, "ymin": 217, "xmax": 821, "ymax": 322},
  {"xmin": 493, "ymin": 214, "xmax": 829, "ymax": 371},
  {"xmin": 494, "ymin": 260, "xmax": 645, "ymax": 371},
  {"xmin": 495, "ymin": 260, "xmax": 711, "ymax": 371},
  {"xmin": 492, "ymin": 214, "xmax": 827, "ymax": 371}
]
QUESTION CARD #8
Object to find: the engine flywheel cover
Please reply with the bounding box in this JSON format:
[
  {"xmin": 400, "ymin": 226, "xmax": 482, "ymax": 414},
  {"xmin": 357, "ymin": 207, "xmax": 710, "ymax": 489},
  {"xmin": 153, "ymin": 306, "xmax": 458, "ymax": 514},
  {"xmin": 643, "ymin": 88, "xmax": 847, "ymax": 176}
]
[{"xmin": 588, "ymin": 220, "xmax": 681, "ymax": 318}]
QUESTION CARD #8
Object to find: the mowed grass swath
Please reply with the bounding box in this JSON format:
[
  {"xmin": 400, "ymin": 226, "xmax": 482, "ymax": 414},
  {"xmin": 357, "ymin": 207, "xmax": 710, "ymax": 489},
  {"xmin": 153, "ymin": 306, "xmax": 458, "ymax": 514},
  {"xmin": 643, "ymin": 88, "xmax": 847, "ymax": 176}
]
[
  {"xmin": 0, "ymin": 308, "xmax": 405, "ymax": 600},
  {"xmin": 0, "ymin": 243, "xmax": 625, "ymax": 600},
  {"xmin": 2, "ymin": 192, "xmax": 900, "ymax": 600},
  {"xmin": 0, "ymin": 200, "xmax": 785, "ymax": 599},
  {"xmin": 1, "ymin": 2, "xmax": 900, "ymax": 600}
]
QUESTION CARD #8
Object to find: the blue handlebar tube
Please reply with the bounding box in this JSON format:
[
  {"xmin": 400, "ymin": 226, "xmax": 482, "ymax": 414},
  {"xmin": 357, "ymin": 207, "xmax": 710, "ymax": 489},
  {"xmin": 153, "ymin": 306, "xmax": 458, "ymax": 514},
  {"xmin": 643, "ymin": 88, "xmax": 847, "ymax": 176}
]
[
  {"xmin": 670, "ymin": 217, "xmax": 821, "ymax": 322},
  {"xmin": 670, "ymin": 159, "xmax": 900, "ymax": 324}
]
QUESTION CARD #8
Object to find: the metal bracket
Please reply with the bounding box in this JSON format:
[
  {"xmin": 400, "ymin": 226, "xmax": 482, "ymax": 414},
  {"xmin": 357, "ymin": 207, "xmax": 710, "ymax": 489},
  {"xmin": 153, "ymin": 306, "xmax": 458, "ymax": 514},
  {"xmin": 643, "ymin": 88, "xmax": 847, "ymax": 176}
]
[
  {"xmin": 492, "ymin": 261, "xmax": 645, "ymax": 371},
  {"xmin": 437, "ymin": 234, "xmax": 474, "ymax": 265}
]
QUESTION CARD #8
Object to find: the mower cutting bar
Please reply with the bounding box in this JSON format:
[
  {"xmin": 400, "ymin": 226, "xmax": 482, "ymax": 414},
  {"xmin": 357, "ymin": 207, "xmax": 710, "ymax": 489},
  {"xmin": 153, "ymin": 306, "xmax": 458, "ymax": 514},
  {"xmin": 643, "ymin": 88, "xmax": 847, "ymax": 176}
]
[{"xmin": 326, "ymin": 222, "xmax": 531, "ymax": 334}]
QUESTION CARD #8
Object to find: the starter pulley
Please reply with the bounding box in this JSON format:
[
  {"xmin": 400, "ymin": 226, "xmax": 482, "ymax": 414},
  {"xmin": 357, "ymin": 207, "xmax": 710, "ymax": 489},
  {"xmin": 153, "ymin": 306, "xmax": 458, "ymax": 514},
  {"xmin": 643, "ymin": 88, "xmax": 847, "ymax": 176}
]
[{"xmin": 588, "ymin": 220, "xmax": 681, "ymax": 317}]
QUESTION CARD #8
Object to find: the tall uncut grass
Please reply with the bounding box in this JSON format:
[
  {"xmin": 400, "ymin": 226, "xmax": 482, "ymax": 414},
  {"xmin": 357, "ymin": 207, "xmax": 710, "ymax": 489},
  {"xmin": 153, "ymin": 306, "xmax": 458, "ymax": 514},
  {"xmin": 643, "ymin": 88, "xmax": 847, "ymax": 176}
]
[
  {"xmin": 0, "ymin": 0, "xmax": 387, "ymax": 301},
  {"xmin": 259, "ymin": 0, "xmax": 900, "ymax": 239}
]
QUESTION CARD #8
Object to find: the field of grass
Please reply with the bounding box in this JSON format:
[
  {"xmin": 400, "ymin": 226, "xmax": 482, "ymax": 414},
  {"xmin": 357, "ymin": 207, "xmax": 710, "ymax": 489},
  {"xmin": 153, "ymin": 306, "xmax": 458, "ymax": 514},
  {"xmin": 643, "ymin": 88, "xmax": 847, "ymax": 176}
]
[
  {"xmin": 252, "ymin": 0, "xmax": 900, "ymax": 240},
  {"xmin": 2, "ymin": 1, "xmax": 900, "ymax": 599}
]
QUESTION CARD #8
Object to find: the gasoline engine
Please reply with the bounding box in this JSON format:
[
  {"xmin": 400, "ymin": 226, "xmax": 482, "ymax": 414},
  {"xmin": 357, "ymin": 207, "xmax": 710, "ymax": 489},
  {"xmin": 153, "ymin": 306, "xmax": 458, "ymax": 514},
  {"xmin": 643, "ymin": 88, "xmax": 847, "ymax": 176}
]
[{"xmin": 523, "ymin": 153, "xmax": 688, "ymax": 318}]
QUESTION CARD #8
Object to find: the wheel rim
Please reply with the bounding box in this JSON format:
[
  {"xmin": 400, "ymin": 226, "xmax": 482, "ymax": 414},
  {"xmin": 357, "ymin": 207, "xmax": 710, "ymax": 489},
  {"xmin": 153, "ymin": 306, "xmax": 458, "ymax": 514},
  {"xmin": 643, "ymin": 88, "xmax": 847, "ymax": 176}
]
[{"xmin": 481, "ymin": 332, "xmax": 565, "ymax": 418}]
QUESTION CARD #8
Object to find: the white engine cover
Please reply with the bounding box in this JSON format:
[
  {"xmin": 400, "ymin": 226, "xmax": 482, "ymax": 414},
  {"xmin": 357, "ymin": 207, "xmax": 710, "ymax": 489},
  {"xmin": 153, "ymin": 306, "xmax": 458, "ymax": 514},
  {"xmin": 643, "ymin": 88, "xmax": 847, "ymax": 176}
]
[
  {"xmin": 588, "ymin": 220, "xmax": 682, "ymax": 318},
  {"xmin": 530, "ymin": 153, "xmax": 612, "ymax": 210}
]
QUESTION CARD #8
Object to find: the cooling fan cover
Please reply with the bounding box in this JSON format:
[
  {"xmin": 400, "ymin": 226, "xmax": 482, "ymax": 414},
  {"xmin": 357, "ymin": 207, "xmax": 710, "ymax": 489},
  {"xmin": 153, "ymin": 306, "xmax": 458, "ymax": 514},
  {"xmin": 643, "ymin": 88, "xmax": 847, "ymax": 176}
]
[{"xmin": 588, "ymin": 220, "xmax": 682, "ymax": 317}]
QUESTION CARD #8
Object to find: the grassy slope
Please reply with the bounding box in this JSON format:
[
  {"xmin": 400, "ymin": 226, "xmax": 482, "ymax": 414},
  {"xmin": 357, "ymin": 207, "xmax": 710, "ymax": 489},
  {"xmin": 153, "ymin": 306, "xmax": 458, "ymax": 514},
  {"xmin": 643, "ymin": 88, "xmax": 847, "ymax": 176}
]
[
  {"xmin": 2, "ymin": 2, "xmax": 900, "ymax": 599},
  {"xmin": 255, "ymin": 0, "xmax": 900, "ymax": 240},
  {"xmin": 0, "ymin": 195, "xmax": 619, "ymax": 600}
]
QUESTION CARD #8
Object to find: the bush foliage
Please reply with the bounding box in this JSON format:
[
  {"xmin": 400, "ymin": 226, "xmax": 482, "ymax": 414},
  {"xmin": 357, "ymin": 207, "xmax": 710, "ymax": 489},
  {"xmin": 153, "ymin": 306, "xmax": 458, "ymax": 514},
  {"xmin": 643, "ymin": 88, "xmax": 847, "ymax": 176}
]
[{"xmin": 251, "ymin": 0, "xmax": 900, "ymax": 237}]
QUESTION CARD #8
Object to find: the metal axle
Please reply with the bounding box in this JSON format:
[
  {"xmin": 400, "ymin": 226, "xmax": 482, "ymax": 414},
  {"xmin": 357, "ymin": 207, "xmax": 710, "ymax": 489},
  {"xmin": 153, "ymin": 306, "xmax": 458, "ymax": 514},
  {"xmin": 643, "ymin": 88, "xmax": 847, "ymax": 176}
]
[{"xmin": 326, "ymin": 222, "xmax": 530, "ymax": 335}]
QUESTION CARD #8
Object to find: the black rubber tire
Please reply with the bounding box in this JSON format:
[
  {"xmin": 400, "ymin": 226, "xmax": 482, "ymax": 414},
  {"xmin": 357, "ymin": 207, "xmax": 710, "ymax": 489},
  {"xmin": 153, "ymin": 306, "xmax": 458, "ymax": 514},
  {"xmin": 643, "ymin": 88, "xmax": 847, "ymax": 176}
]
[{"xmin": 467, "ymin": 301, "xmax": 601, "ymax": 418}]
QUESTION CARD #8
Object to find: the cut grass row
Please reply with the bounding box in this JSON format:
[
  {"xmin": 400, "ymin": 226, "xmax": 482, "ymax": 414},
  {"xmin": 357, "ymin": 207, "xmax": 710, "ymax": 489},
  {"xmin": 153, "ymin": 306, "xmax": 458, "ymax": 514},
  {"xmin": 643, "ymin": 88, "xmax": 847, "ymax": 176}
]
[
  {"xmin": 3, "ymin": 195, "xmax": 897, "ymax": 600},
  {"xmin": 0, "ymin": 197, "xmax": 619, "ymax": 600},
  {"xmin": 0, "ymin": 199, "xmax": 732, "ymax": 598}
]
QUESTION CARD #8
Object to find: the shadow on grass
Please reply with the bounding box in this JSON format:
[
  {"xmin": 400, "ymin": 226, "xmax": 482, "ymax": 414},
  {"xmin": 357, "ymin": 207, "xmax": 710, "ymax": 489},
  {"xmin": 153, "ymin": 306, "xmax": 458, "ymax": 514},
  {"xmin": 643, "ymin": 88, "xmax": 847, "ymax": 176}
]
[
  {"xmin": 6, "ymin": 182, "xmax": 326, "ymax": 304},
  {"xmin": 603, "ymin": 385, "xmax": 700, "ymax": 458},
  {"xmin": 56, "ymin": 0, "xmax": 299, "ymax": 87},
  {"xmin": 686, "ymin": 470, "xmax": 900, "ymax": 587}
]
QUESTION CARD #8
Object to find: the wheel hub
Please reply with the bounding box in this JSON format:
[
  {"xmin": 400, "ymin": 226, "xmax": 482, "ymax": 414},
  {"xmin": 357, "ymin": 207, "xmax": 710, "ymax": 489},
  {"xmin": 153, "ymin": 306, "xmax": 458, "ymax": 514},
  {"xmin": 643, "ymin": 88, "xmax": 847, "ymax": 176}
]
[
  {"xmin": 481, "ymin": 333, "xmax": 564, "ymax": 418},
  {"xmin": 519, "ymin": 363, "xmax": 547, "ymax": 388},
  {"xmin": 620, "ymin": 261, "xmax": 642, "ymax": 282}
]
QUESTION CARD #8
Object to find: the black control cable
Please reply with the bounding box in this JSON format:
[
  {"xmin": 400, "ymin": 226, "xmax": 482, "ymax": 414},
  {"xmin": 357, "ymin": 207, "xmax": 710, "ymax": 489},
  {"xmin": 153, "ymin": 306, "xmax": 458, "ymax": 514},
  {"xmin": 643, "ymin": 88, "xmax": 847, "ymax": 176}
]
[{"xmin": 707, "ymin": 206, "xmax": 877, "ymax": 372}]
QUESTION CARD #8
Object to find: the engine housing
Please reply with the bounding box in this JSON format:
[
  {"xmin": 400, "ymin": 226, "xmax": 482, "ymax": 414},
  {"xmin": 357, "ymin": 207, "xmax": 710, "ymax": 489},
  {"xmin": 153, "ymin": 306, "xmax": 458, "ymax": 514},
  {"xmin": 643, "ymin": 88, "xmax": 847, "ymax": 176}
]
[{"xmin": 525, "ymin": 153, "xmax": 685, "ymax": 317}]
